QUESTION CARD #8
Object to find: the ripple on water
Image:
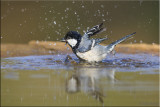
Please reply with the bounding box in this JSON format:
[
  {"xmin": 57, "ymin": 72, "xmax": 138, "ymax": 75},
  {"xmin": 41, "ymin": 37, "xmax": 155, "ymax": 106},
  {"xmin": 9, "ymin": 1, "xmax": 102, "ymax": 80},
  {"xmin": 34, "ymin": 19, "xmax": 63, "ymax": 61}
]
[{"xmin": 1, "ymin": 53, "xmax": 159, "ymax": 73}]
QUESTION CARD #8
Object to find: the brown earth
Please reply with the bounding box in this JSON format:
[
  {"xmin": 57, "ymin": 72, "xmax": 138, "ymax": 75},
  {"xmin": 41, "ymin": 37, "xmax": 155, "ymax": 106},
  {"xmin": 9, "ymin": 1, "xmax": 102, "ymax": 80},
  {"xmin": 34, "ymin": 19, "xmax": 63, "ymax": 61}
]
[{"xmin": 1, "ymin": 40, "xmax": 159, "ymax": 58}]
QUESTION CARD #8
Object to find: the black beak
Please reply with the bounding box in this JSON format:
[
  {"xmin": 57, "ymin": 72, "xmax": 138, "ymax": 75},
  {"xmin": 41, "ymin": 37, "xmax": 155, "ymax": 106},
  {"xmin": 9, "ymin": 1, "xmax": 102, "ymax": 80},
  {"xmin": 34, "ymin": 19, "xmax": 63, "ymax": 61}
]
[
  {"xmin": 60, "ymin": 38, "xmax": 66, "ymax": 42},
  {"xmin": 60, "ymin": 38, "xmax": 68, "ymax": 45}
]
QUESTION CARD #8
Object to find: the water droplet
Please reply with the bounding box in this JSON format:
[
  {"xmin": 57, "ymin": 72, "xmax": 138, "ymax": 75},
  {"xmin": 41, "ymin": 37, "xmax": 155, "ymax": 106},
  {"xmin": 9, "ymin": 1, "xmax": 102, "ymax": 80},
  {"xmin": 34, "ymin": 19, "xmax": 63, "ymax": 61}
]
[
  {"xmin": 140, "ymin": 40, "xmax": 143, "ymax": 43},
  {"xmin": 82, "ymin": 5, "xmax": 84, "ymax": 8},
  {"xmin": 19, "ymin": 24, "xmax": 22, "ymax": 26},
  {"xmin": 77, "ymin": 27, "xmax": 80, "ymax": 30},
  {"xmin": 21, "ymin": 9, "xmax": 25, "ymax": 12},
  {"xmin": 20, "ymin": 97, "xmax": 23, "ymax": 103},
  {"xmin": 67, "ymin": 95, "xmax": 69, "ymax": 101},
  {"xmin": 36, "ymin": 40, "xmax": 39, "ymax": 44},
  {"xmin": 72, "ymin": 0, "xmax": 75, "ymax": 3},
  {"xmin": 54, "ymin": 21, "xmax": 56, "ymax": 24},
  {"xmin": 101, "ymin": 5, "xmax": 104, "ymax": 8},
  {"xmin": 45, "ymin": 18, "xmax": 48, "ymax": 20},
  {"xmin": 139, "ymin": 0, "xmax": 143, "ymax": 6},
  {"xmin": 53, "ymin": 96, "xmax": 56, "ymax": 100},
  {"xmin": 107, "ymin": 11, "xmax": 109, "ymax": 15},
  {"xmin": 114, "ymin": 5, "xmax": 118, "ymax": 8}
]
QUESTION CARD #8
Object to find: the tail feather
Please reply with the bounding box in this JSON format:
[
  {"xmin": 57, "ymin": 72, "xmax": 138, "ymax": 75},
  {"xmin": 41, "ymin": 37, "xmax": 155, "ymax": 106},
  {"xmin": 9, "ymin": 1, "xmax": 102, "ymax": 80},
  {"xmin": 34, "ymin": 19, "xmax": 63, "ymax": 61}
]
[{"xmin": 106, "ymin": 32, "xmax": 136, "ymax": 51}]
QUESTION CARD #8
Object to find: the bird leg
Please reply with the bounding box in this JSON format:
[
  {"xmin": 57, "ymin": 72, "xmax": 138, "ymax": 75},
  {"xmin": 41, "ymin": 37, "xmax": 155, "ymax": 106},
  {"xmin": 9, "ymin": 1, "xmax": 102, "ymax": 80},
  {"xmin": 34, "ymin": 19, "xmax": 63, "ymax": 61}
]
[{"xmin": 65, "ymin": 55, "xmax": 78, "ymax": 64}]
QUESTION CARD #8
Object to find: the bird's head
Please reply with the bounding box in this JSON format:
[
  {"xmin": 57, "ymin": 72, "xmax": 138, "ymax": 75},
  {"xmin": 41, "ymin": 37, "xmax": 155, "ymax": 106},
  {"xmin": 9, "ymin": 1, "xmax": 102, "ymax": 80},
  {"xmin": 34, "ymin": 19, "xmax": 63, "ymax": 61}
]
[{"xmin": 61, "ymin": 31, "xmax": 82, "ymax": 48}]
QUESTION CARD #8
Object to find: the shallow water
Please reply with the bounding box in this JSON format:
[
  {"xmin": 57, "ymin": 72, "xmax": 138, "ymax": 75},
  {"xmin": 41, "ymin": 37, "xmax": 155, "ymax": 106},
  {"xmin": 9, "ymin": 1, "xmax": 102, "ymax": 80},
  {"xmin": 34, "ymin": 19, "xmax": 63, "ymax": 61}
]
[{"xmin": 1, "ymin": 53, "xmax": 159, "ymax": 106}]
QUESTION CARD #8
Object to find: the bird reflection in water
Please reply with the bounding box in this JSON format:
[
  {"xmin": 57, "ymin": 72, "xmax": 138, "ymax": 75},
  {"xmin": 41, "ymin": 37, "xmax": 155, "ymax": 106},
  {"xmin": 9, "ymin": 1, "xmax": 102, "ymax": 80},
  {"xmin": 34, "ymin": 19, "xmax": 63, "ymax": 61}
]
[{"xmin": 65, "ymin": 66, "xmax": 116, "ymax": 103}]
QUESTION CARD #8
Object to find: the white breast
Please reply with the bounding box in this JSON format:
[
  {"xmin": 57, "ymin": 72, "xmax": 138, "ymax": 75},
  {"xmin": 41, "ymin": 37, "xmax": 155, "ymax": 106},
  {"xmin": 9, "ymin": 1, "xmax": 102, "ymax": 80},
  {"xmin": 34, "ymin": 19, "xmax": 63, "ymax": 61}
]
[{"xmin": 76, "ymin": 45, "xmax": 108, "ymax": 62}]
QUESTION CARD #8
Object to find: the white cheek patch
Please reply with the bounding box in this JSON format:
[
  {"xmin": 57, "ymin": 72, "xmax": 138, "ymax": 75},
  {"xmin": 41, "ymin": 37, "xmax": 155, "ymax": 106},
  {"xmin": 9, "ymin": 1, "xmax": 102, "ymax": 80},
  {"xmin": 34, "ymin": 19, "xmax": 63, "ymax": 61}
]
[{"xmin": 67, "ymin": 39, "xmax": 77, "ymax": 47}]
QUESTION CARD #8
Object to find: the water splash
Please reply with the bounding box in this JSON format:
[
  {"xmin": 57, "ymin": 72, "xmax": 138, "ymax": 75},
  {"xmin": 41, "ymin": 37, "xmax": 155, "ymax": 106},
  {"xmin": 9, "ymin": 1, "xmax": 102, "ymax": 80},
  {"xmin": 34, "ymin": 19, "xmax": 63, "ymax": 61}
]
[{"xmin": 1, "ymin": 53, "xmax": 159, "ymax": 73}]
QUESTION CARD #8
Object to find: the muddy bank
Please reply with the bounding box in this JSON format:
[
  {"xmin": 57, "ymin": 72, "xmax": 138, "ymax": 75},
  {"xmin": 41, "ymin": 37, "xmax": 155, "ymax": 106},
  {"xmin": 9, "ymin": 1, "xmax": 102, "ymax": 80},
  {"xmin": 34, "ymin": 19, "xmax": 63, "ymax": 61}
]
[
  {"xmin": 1, "ymin": 40, "xmax": 159, "ymax": 58},
  {"xmin": 1, "ymin": 41, "xmax": 71, "ymax": 58}
]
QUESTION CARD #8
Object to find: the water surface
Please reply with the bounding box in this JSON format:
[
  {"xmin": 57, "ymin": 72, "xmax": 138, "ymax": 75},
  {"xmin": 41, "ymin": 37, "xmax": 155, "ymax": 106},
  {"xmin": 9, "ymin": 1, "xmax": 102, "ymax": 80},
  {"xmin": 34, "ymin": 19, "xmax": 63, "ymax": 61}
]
[{"xmin": 1, "ymin": 53, "xmax": 159, "ymax": 106}]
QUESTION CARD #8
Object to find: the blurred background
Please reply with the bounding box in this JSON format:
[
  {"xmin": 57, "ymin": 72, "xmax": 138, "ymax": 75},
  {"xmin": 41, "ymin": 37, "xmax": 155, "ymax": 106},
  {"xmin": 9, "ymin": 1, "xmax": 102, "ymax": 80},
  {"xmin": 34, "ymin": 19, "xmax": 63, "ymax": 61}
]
[{"xmin": 1, "ymin": 0, "xmax": 159, "ymax": 44}]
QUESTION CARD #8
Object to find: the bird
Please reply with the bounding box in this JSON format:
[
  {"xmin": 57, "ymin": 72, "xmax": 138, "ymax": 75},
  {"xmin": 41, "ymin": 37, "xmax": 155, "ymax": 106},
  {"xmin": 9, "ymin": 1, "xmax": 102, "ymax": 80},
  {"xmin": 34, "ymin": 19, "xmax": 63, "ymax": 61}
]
[{"xmin": 61, "ymin": 23, "xmax": 136, "ymax": 62}]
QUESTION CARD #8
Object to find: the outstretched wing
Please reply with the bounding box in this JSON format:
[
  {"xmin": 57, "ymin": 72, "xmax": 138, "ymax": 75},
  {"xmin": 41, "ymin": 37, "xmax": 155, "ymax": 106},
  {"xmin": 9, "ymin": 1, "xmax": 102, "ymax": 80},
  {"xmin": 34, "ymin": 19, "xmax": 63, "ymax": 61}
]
[
  {"xmin": 77, "ymin": 23, "xmax": 107, "ymax": 53},
  {"xmin": 83, "ymin": 23, "xmax": 104, "ymax": 39}
]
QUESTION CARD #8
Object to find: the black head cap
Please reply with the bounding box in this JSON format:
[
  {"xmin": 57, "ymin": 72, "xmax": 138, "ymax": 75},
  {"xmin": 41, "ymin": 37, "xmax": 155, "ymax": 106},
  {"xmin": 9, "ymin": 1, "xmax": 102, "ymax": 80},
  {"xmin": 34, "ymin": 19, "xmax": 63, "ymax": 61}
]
[{"xmin": 64, "ymin": 31, "xmax": 82, "ymax": 41}]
